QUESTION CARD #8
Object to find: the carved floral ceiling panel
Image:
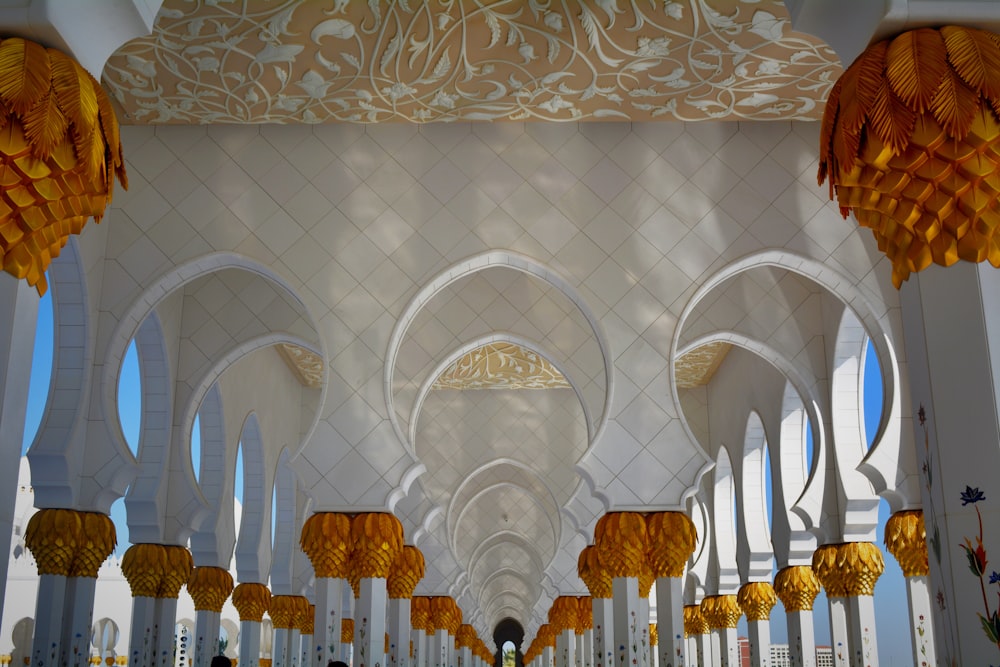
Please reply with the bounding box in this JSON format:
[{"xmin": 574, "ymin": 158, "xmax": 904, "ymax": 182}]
[
  {"xmin": 102, "ymin": 0, "xmax": 841, "ymax": 124},
  {"xmin": 675, "ymin": 341, "xmax": 731, "ymax": 388},
  {"xmin": 432, "ymin": 342, "xmax": 570, "ymax": 390}
]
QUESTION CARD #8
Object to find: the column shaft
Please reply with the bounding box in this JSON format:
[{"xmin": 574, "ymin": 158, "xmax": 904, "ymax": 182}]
[
  {"xmin": 239, "ymin": 621, "xmax": 263, "ymax": 667},
  {"xmin": 128, "ymin": 596, "xmax": 158, "ymax": 667},
  {"xmin": 300, "ymin": 633, "xmax": 312, "ymax": 667},
  {"xmin": 557, "ymin": 629, "xmax": 575, "ymax": 667},
  {"xmin": 414, "ymin": 629, "xmax": 427, "ymax": 667},
  {"xmin": 611, "ymin": 578, "xmax": 644, "ymax": 667},
  {"xmin": 154, "ymin": 597, "xmax": 180, "ymax": 667},
  {"xmin": 31, "ymin": 573, "xmax": 67, "ymax": 666},
  {"xmin": 827, "ymin": 598, "xmax": 849, "ymax": 667},
  {"xmin": 433, "ymin": 629, "xmax": 450, "ymax": 667},
  {"xmin": 274, "ymin": 628, "xmax": 293, "ymax": 667},
  {"xmin": 64, "ymin": 575, "xmax": 98, "ymax": 667},
  {"xmin": 356, "ymin": 577, "xmax": 389, "ymax": 667},
  {"xmin": 592, "ymin": 597, "xmax": 614, "ymax": 667},
  {"xmin": 289, "ymin": 628, "xmax": 301, "ymax": 666},
  {"xmin": 0, "ymin": 277, "xmax": 38, "ymax": 622},
  {"xmin": 785, "ymin": 610, "xmax": 817, "ymax": 667},
  {"xmin": 713, "ymin": 627, "xmax": 738, "ymax": 667},
  {"xmin": 582, "ymin": 629, "xmax": 593, "ymax": 667},
  {"xmin": 746, "ymin": 621, "xmax": 770, "ymax": 667},
  {"xmin": 846, "ymin": 596, "xmax": 878, "ymax": 667},
  {"xmin": 389, "ymin": 597, "xmax": 411, "ymax": 667},
  {"xmin": 693, "ymin": 633, "xmax": 711, "ymax": 667},
  {"xmin": 313, "ymin": 577, "xmax": 345, "ymax": 666},
  {"xmin": 904, "ymin": 576, "xmax": 935, "ymax": 667},
  {"xmin": 195, "ymin": 609, "xmax": 223, "ymax": 666},
  {"xmin": 654, "ymin": 577, "xmax": 684, "ymax": 667}
]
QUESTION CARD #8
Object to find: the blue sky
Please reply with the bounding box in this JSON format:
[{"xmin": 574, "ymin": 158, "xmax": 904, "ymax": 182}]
[{"xmin": 19, "ymin": 286, "xmax": 910, "ymax": 662}]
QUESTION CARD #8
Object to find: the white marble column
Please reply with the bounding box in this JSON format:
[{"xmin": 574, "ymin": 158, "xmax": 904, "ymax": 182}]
[
  {"xmin": 275, "ymin": 626, "xmax": 294, "ymax": 667},
  {"xmin": 355, "ymin": 578, "xmax": 389, "ymax": 667},
  {"xmin": 592, "ymin": 597, "xmax": 614, "ymax": 667},
  {"xmin": 413, "ymin": 628, "xmax": 428, "ymax": 667},
  {"xmin": 612, "ymin": 578, "xmax": 645, "ymax": 667},
  {"xmin": 31, "ymin": 572, "xmax": 68, "ymax": 666},
  {"xmin": 314, "ymin": 578, "xmax": 347, "ymax": 666},
  {"xmin": 154, "ymin": 597, "xmax": 180, "ymax": 667},
  {"xmin": 787, "ymin": 610, "xmax": 817, "ymax": 667},
  {"xmin": 240, "ymin": 621, "xmax": 263, "ymax": 667},
  {"xmin": 898, "ymin": 261, "xmax": 1000, "ymax": 665},
  {"xmin": 64, "ymin": 575, "xmax": 99, "ymax": 667},
  {"xmin": 694, "ymin": 632, "xmax": 711, "ymax": 667},
  {"xmin": 433, "ymin": 628, "xmax": 450, "ymax": 667},
  {"xmin": 738, "ymin": 582, "xmax": 776, "ymax": 667},
  {"xmin": 127, "ymin": 596, "xmax": 158, "ymax": 667},
  {"xmin": 846, "ymin": 596, "xmax": 878, "ymax": 667},
  {"xmin": 774, "ymin": 566, "xmax": 820, "ymax": 667},
  {"xmin": 195, "ymin": 609, "xmax": 223, "ymax": 666},
  {"xmin": 389, "ymin": 597, "xmax": 412, "ymax": 667},
  {"xmin": 556, "ymin": 629, "xmax": 575, "ymax": 667},
  {"xmin": 655, "ymin": 577, "xmax": 685, "ymax": 667}
]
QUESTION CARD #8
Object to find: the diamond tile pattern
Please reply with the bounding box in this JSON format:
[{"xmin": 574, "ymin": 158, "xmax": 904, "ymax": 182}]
[{"xmin": 102, "ymin": 118, "xmax": 894, "ymax": 632}]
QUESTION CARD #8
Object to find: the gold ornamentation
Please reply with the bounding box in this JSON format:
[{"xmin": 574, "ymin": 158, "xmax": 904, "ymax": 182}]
[
  {"xmin": 341, "ymin": 618, "xmax": 354, "ymax": 644},
  {"xmin": 577, "ymin": 545, "xmax": 611, "ymax": 598},
  {"xmin": 269, "ymin": 594, "xmax": 298, "ymax": 629},
  {"xmin": 433, "ymin": 342, "xmax": 568, "ymax": 391},
  {"xmin": 737, "ymin": 582, "xmax": 777, "ymax": 622},
  {"xmin": 24, "ymin": 508, "xmax": 82, "ymax": 576},
  {"xmin": 187, "ymin": 566, "xmax": 235, "ymax": 613},
  {"xmin": 594, "ymin": 512, "xmax": 647, "ymax": 578},
  {"xmin": 388, "ymin": 545, "xmax": 425, "ymax": 599},
  {"xmin": 457, "ymin": 624, "xmax": 477, "ymax": 649},
  {"xmin": 812, "ymin": 543, "xmax": 884, "ymax": 597},
  {"xmin": 231, "ymin": 582, "xmax": 270, "ymax": 622},
  {"xmin": 576, "ymin": 596, "xmax": 592, "ymax": 632},
  {"xmin": 773, "ymin": 566, "xmax": 820, "ymax": 612},
  {"xmin": 819, "ymin": 26, "xmax": 1000, "ymax": 287},
  {"xmin": 0, "ymin": 38, "xmax": 127, "ymax": 294},
  {"xmin": 430, "ymin": 596, "xmax": 459, "ymax": 634},
  {"xmin": 639, "ymin": 561, "xmax": 654, "ymax": 598},
  {"xmin": 300, "ymin": 604, "xmax": 315, "ymax": 635},
  {"xmin": 387, "ymin": 633, "xmax": 391, "ymax": 654},
  {"xmin": 70, "ymin": 512, "xmax": 116, "ymax": 578},
  {"xmin": 158, "ymin": 545, "xmax": 193, "ymax": 598},
  {"xmin": 536, "ymin": 624, "xmax": 556, "ymax": 648},
  {"xmin": 260, "ymin": 660, "xmax": 272, "ymax": 667},
  {"xmin": 884, "ymin": 510, "xmax": 930, "ymax": 577},
  {"xmin": 548, "ymin": 596, "xmax": 578, "ymax": 634},
  {"xmin": 121, "ymin": 543, "xmax": 167, "ymax": 597},
  {"xmin": 300, "ymin": 512, "xmax": 353, "ymax": 579},
  {"xmin": 351, "ymin": 512, "xmax": 403, "ymax": 579},
  {"xmin": 674, "ymin": 343, "xmax": 732, "ymax": 389},
  {"xmin": 277, "ymin": 343, "xmax": 324, "ymax": 388},
  {"xmin": 646, "ymin": 511, "xmax": 697, "ymax": 578},
  {"xmin": 700, "ymin": 595, "xmax": 742, "ymax": 630},
  {"xmin": 105, "ymin": 1, "xmax": 837, "ymax": 125},
  {"xmin": 683, "ymin": 605, "xmax": 705, "ymax": 637},
  {"xmin": 411, "ymin": 596, "xmax": 432, "ymax": 632},
  {"xmin": 649, "ymin": 624, "xmax": 658, "ymax": 647}
]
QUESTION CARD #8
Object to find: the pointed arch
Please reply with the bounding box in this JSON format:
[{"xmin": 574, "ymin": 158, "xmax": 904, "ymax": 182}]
[{"xmin": 235, "ymin": 412, "xmax": 271, "ymax": 583}]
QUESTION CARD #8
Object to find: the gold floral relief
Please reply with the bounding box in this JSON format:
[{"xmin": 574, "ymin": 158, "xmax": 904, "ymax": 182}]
[
  {"xmin": 103, "ymin": 0, "xmax": 840, "ymax": 124},
  {"xmin": 433, "ymin": 342, "xmax": 569, "ymax": 390},
  {"xmin": 674, "ymin": 341, "xmax": 730, "ymax": 389},
  {"xmin": 277, "ymin": 343, "xmax": 324, "ymax": 388}
]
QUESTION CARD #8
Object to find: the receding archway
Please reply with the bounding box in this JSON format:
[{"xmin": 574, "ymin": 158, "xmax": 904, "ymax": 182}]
[{"xmin": 493, "ymin": 618, "xmax": 524, "ymax": 667}]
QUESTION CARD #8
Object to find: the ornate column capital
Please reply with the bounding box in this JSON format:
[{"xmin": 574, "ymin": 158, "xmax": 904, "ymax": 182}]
[
  {"xmin": 299, "ymin": 604, "xmax": 315, "ymax": 636},
  {"xmin": 269, "ymin": 594, "xmax": 299, "ymax": 630},
  {"xmin": 682, "ymin": 605, "xmax": 708, "ymax": 637},
  {"xmin": 158, "ymin": 545, "xmax": 193, "ymax": 598},
  {"xmin": 577, "ymin": 545, "xmax": 611, "ymax": 598},
  {"xmin": 231, "ymin": 582, "xmax": 270, "ymax": 622},
  {"xmin": 457, "ymin": 624, "xmax": 477, "ymax": 648},
  {"xmin": 536, "ymin": 624, "xmax": 556, "ymax": 648},
  {"xmin": 649, "ymin": 623, "xmax": 657, "ymax": 647},
  {"xmin": 645, "ymin": 512, "xmax": 697, "ymax": 578},
  {"xmin": 812, "ymin": 543, "xmax": 884, "ymax": 597},
  {"xmin": 773, "ymin": 565, "xmax": 821, "ymax": 612},
  {"xmin": 700, "ymin": 595, "xmax": 742, "ymax": 630},
  {"xmin": 351, "ymin": 512, "xmax": 403, "ymax": 579},
  {"xmin": 818, "ymin": 26, "xmax": 1000, "ymax": 287},
  {"xmin": 121, "ymin": 543, "xmax": 166, "ymax": 597},
  {"xmin": 388, "ymin": 545, "xmax": 425, "ymax": 599},
  {"xmin": 187, "ymin": 566, "xmax": 234, "ymax": 612},
  {"xmin": 24, "ymin": 508, "xmax": 83, "ymax": 576},
  {"xmin": 70, "ymin": 512, "xmax": 117, "ymax": 577},
  {"xmin": 300, "ymin": 512, "xmax": 353, "ymax": 579},
  {"xmin": 638, "ymin": 561, "xmax": 654, "ymax": 598},
  {"xmin": 737, "ymin": 582, "xmax": 777, "ymax": 621},
  {"xmin": 548, "ymin": 596, "xmax": 578, "ymax": 634},
  {"xmin": 594, "ymin": 512, "xmax": 647, "ymax": 578},
  {"xmin": 411, "ymin": 596, "xmax": 433, "ymax": 632},
  {"xmin": 885, "ymin": 510, "xmax": 930, "ymax": 577}
]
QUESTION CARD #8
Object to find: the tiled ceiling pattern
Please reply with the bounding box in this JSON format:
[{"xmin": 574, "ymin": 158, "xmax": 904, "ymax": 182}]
[
  {"xmin": 103, "ymin": 114, "xmax": 896, "ymax": 631},
  {"xmin": 103, "ymin": 0, "xmax": 840, "ymax": 124},
  {"xmin": 393, "ymin": 267, "xmax": 606, "ymax": 436}
]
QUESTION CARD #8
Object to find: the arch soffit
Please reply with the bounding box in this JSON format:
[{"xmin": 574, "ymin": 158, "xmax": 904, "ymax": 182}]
[
  {"xmin": 101, "ymin": 253, "xmax": 327, "ymax": 464},
  {"xmin": 740, "ymin": 411, "xmax": 772, "ymax": 554},
  {"xmin": 670, "ymin": 250, "xmax": 900, "ymax": 499},
  {"xmin": 679, "ymin": 331, "xmax": 826, "ymax": 531},
  {"xmin": 475, "ymin": 567, "xmax": 542, "ymax": 603},
  {"xmin": 468, "ymin": 531, "xmax": 547, "ymax": 584},
  {"xmin": 452, "ymin": 481, "xmax": 560, "ymax": 567},
  {"xmin": 410, "ymin": 331, "xmax": 594, "ymax": 449},
  {"xmin": 234, "ymin": 411, "xmax": 272, "ymax": 581},
  {"xmin": 384, "ymin": 251, "xmax": 614, "ymax": 459}
]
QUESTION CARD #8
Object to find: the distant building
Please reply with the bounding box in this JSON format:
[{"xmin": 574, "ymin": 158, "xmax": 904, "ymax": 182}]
[{"xmin": 816, "ymin": 646, "xmax": 834, "ymax": 667}]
